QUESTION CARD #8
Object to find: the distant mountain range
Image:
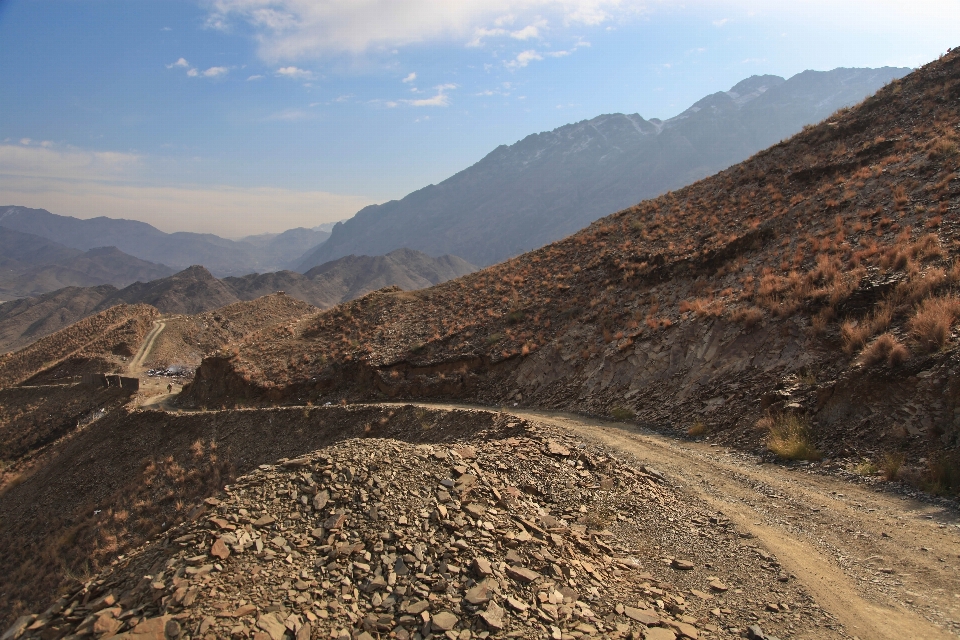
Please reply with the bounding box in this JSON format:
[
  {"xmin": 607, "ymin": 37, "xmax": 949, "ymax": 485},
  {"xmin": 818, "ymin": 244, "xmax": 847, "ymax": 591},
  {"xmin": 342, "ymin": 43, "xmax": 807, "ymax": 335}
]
[
  {"xmin": 0, "ymin": 206, "xmax": 332, "ymax": 278},
  {"xmin": 0, "ymin": 227, "xmax": 176, "ymax": 299},
  {"xmin": 0, "ymin": 249, "xmax": 476, "ymax": 353},
  {"xmin": 299, "ymin": 66, "xmax": 911, "ymax": 268}
]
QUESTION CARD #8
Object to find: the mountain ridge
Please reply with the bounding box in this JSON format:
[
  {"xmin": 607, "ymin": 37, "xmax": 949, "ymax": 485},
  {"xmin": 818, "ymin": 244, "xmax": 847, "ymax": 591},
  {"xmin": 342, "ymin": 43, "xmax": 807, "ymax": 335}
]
[{"xmin": 299, "ymin": 66, "xmax": 910, "ymax": 269}]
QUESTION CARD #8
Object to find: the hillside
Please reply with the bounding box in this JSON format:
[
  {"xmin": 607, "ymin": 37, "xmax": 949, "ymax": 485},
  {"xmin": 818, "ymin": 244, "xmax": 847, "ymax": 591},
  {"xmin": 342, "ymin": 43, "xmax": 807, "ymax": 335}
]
[
  {"xmin": 141, "ymin": 294, "xmax": 319, "ymax": 372},
  {"xmin": 0, "ymin": 227, "xmax": 174, "ymax": 299},
  {"xmin": 225, "ymin": 248, "xmax": 476, "ymax": 309},
  {"xmin": 0, "ymin": 285, "xmax": 119, "ymax": 354},
  {"xmin": 0, "ymin": 304, "xmax": 158, "ymax": 388},
  {"xmin": 0, "ymin": 207, "xmax": 331, "ymax": 277},
  {"xmin": 188, "ymin": 52, "xmax": 960, "ymax": 490},
  {"xmin": 299, "ymin": 66, "xmax": 910, "ymax": 270}
]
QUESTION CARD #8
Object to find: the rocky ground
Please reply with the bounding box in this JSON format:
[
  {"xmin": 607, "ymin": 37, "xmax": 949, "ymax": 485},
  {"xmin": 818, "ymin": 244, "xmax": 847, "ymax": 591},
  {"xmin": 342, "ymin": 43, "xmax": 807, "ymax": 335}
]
[{"xmin": 4, "ymin": 416, "xmax": 840, "ymax": 640}]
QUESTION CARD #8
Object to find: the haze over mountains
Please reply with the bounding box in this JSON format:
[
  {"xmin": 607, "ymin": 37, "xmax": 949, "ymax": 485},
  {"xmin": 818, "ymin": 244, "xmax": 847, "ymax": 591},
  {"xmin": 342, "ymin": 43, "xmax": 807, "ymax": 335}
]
[
  {"xmin": 0, "ymin": 249, "xmax": 475, "ymax": 353},
  {"xmin": 300, "ymin": 66, "xmax": 910, "ymax": 269},
  {"xmin": 0, "ymin": 227, "xmax": 175, "ymax": 299},
  {"xmin": 0, "ymin": 206, "xmax": 332, "ymax": 278}
]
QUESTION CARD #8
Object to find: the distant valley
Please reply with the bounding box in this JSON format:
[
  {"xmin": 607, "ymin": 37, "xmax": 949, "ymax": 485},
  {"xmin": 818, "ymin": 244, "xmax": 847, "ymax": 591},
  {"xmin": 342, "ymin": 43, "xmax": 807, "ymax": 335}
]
[{"xmin": 0, "ymin": 249, "xmax": 475, "ymax": 353}]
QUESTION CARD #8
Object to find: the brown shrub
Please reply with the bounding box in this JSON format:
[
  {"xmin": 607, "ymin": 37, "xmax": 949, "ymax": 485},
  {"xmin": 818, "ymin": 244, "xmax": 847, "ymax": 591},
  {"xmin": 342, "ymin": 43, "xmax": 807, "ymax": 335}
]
[
  {"xmin": 729, "ymin": 306, "xmax": 764, "ymax": 328},
  {"xmin": 841, "ymin": 303, "xmax": 893, "ymax": 355},
  {"xmin": 908, "ymin": 296, "xmax": 960, "ymax": 352},
  {"xmin": 859, "ymin": 333, "xmax": 910, "ymax": 367}
]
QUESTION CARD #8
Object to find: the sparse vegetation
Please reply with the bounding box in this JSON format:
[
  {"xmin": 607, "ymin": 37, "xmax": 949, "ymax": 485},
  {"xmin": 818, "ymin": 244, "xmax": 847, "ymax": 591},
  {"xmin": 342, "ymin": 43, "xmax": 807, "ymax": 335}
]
[
  {"xmin": 610, "ymin": 406, "xmax": 635, "ymax": 422},
  {"xmin": 908, "ymin": 296, "xmax": 960, "ymax": 352},
  {"xmin": 687, "ymin": 419, "xmax": 707, "ymax": 437},
  {"xmin": 854, "ymin": 459, "xmax": 878, "ymax": 476},
  {"xmin": 766, "ymin": 414, "xmax": 821, "ymax": 461},
  {"xmin": 881, "ymin": 452, "xmax": 905, "ymax": 481}
]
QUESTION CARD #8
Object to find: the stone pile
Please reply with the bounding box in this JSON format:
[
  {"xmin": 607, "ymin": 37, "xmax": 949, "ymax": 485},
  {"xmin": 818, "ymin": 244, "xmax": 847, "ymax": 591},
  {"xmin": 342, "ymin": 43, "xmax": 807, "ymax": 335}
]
[{"xmin": 6, "ymin": 420, "xmax": 832, "ymax": 640}]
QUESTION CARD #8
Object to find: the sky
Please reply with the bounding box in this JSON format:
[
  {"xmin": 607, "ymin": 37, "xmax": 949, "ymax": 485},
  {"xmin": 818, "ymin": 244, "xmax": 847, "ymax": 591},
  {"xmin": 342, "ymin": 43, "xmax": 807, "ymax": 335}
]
[{"xmin": 0, "ymin": 1, "xmax": 958, "ymax": 238}]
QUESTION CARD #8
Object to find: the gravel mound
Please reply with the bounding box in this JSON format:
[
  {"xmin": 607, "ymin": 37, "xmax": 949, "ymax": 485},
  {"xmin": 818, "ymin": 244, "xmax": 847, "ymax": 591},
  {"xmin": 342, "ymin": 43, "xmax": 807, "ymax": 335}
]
[{"xmin": 7, "ymin": 419, "xmax": 834, "ymax": 639}]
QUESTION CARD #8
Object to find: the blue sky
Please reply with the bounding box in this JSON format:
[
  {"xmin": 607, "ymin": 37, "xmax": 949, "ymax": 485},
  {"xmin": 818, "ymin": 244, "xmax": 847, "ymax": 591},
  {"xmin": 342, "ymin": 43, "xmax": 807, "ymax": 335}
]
[{"xmin": 0, "ymin": 0, "xmax": 957, "ymax": 237}]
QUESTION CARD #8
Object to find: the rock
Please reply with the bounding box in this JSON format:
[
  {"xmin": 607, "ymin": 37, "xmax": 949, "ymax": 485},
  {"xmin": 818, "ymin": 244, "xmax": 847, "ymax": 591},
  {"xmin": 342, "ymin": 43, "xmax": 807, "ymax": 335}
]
[
  {"xmin": 665, "ymin": 619, "xmax": 699, "ymax": 639},
  {"xmin": 479, "ymin": 601, "xmax": 505, "ymax": 630},
  {"xmin": 253, "ymin": 515, "xmax": 275, "ymax": 527},
  {"xmin": 464, "ymin": 503, "xmax": 486, "ymax": 518},
  {"xmin": 406, "ymin": 601, "xmax": 430, "ymax": 615},
  {"xmin": 164, "ymin": 619, "xmax": 181, "ymax": 639},
  {"xmin": 256, "ymin": 613, "xmax": 288, "ymax": 640},
  {"xmin": 323, "ymin": 513, "xmax": 347, "ymax": 529},
  {"xmin": 296, "ymin": 623, "xmax": 311, "ymax": 640},
  {"xmin": 313, "ymin": 490, "xmax": 329, "ymax": 510},
  {"xmin": 708, "ymin": 580, "xmax": 728, "ymax": 592},
  {"xmin": 505, "ymin": 597, "xmax": 529, "ymax": 612},
  {"xmin": 113, "ymin": 616, "xmax": 173, "ymax": 639},
  {"xmin": 210, "ymin": 537, "xmax": 231, "ymax": 559},
  {"xmin": 547, "ymin": 440, "xmax": 571, "ymax": 456},
  {"xmin": 472, "ymin": 557, "xmax": 493, "ymax": 576},
  {"xmin": 430, "ymin": 611, "xmax": 458, "ymax": 632},
  {"xmin": 506, "ymin": 565, "xmax": 541, "ymax": 583},
  {"xmin": 622, "ymin": 605, "xmax": 659, "ymax": 626},
  {"xmin": 455, "ymin": 446, "xmax": 477, "ymax": 459},
  {"xmin": 464, "ymin": 584, "xmax": 491, "ymax": 605},
  {"xmin": 2, "ymin": 615, "xmax": 35, "ymax": 640},
  {"xmin": 644, "ymin": 628, "xmax": 677, "ymax": 640},
  {"xmin": 671, "ymin": 558, "xmax": 695, "ymax": 570},
  {"xmin": 746, "ymin": 625, "xmax": 778, "ymax": 640},
  {"xmin": 93, "ymin": 616, "xmax": 122, "ymax": 636}
]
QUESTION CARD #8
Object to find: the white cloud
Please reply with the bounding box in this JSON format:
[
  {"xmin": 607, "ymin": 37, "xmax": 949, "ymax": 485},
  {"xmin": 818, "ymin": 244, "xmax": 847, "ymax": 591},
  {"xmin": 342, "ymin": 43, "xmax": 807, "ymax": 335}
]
[
  {"xmin": 391, "ymin": 83, "xmax": 457, "ymax": 107},
  {"xmin": 509, "ymin": 22, "xmax": 544, "ymax": 40},
  {"xmin": 713, "ymin": 18, "xmax": 729, "ymax": 26},
  {"xmin": 187, "ymin": 68, "xmax": 199, "ymax": 77},
  {"xmin": 468, "ymin": 20, "xmax": 547, "ymax": 46},
  {"xmin": 247, "ymin": 74, "xmax": 264, "ymax": 80},
  {"xmin": 167, "ymin": 57, "xmax": 190, "ymax": 68},
  {"xmin": 19, "ymin": 138, "xmax": 31, "ymax": 146},
  {"xmin": 407, "ymin": 83, "xmax": 456, "ymax": 107},
  {"xmin": 276, "ymin": 66, "xmax": 313, "ymax": 79},
  {"xmin": 505, "ymin": 49, "xmax": 543, "ymax": 69},
  {"xmin": 402, "ymin": 72, "xmax": 417, "ymax": 83},
  {"xmin": 0, "ymin": 144, "xmax": 375, "ymax": 235},
  {"xmin": 202, "ymin": 66, "xmax": 230, "ymax": 77},
  {"xmin": 205, "ymin": 0, "xmax": 642, "ymax": 58}
]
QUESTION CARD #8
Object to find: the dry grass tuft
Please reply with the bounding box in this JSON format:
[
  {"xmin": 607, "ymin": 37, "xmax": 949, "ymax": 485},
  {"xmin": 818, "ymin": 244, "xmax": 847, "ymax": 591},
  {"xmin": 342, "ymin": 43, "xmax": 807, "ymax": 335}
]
[
  {"xmin": 687, "ymin": 420, "xmax": 707, "ymax": 438},
  {"xmin": 766, "ymin": 414, "xmax": 821, "ymax": 461},
  {"xmin": 881, "ymin": 452, "xmax": 905, "ymax": 481},
  {"xmin": 859, "ymin": 333, "xmax": 910, "ymax": 367},
  {"xmin": 908, "ymin": 296, "xmax": 960, "ymax": 352},
  {"xmin": 841, "ymin": 304, "xmax": 894, "ymax": 355}
]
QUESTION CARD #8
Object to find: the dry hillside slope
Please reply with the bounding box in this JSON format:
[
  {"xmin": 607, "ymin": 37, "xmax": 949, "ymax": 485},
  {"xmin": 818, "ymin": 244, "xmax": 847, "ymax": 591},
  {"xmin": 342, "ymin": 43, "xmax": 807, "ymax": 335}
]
[
  {"xmin": 187, "ymin": 51, "xmax": 960, "ymax": 492},
  {"xmin": 0, "ymin": 304, "xmax": 158, "ymax": 388}
]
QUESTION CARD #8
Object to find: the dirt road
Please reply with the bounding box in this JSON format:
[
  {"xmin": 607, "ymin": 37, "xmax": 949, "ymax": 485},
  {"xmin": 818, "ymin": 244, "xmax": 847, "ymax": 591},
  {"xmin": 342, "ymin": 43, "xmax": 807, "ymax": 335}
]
[
  {"xmin": 401, "ymin": 403, "xmax": 959, "ymax": 639},
  {"xmin": 129, "ymin": 320, "xmax": 165, "ymax": 372}
]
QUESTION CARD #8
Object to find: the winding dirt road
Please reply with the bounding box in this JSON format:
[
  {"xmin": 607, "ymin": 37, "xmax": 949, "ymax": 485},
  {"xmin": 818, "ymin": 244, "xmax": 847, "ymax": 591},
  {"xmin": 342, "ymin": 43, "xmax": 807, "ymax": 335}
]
[
  {"xmin": 129, "ymin": 320, "xmax": 165, "ymax": 372},
  {"xmin": 405, "ymin": 403, "xmax": 960, "ymax": 639}
]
